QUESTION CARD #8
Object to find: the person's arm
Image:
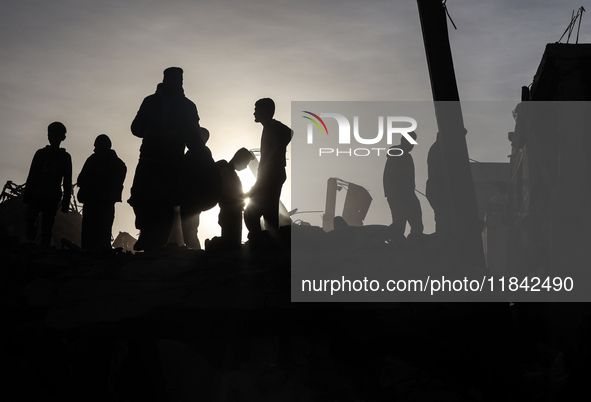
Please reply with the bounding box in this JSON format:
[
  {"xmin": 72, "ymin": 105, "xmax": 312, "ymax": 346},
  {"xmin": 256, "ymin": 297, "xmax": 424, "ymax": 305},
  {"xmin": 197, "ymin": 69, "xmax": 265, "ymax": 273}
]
[
  {"xmin": 131, "ymin": 97, "xmax": 154, "ymax": 138},
  {"xmin": 76, "ymin": 157, "xmax": 90, "ymax": 189},
  {"xmin": 115, "ymin": 159, "xmax": 127, "ymax": 202},
  {"xmin": 268, "ymin": 125, "xmax": 292, "ymax": 166},
  {"xmin": 75, "ymin": 158, "xmax": 89, "ymax": 204}
]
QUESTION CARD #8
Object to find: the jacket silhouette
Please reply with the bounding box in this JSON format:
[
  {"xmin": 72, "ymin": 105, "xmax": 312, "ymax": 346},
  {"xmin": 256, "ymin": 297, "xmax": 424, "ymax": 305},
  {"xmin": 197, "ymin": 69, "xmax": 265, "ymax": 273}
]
[
  {"xmin": 24, "ymin": 122, "xmax": 72, "ymax": 247},
  {"xmin": 180, "ymin": 128, "xmax": 218, "ymax": 249},
  {"xmin": 77, "ymin": 134, "xmax": 127, "ymax": 250},
  {"xmin": 129, "ymin": 67, "xmax": 205, "ymax": 251}
]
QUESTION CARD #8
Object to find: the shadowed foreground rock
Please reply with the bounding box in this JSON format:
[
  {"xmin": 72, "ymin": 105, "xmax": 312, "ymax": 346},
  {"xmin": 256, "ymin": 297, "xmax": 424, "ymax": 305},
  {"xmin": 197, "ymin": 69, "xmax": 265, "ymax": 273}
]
[{"xmin": 0, "ymin": 237, "xmax": 584, "ymax": 401}]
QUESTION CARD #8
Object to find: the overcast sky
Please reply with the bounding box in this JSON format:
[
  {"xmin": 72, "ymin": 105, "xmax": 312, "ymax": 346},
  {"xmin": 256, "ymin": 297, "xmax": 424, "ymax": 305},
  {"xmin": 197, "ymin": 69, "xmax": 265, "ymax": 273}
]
[{"xmin": 1, "ymin": 0, "xmax": 588, "ymax": 241}]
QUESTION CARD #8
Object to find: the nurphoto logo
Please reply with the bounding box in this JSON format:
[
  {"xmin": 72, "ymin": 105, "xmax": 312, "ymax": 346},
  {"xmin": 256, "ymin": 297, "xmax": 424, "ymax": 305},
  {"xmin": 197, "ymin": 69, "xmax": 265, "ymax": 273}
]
[{"xmin": 302, "ymin": 111, "xmax": 418, "ymax": 156}]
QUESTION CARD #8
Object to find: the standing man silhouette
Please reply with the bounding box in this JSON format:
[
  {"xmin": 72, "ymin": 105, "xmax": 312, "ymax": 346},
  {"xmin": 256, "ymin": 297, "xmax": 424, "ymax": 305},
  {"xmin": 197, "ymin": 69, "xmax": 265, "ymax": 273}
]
[
  {"xmin": 383, "ymin": 131, "xmax": 424, "ymax": 239},
  {"xmin": 77, "ymin": 134, "xmax": 127, "ymax": 250},
  {"xmin": 244, "ymin": 98, "xmax": 292, "ymax": 239},
  {"xmin": 129, "ymin": 67, "xmax": 204, "ymax": 251},
  {"xmin": 24, "ymin": 122, "xmax": 72, "ymax": 247}
]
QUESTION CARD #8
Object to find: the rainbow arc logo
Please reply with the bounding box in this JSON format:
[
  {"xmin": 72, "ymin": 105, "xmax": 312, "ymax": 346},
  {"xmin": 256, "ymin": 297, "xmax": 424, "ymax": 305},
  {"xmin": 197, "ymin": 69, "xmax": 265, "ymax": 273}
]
[{"xmin": 302, "ymin": 111, "xmax": 329, "ymax": 136}]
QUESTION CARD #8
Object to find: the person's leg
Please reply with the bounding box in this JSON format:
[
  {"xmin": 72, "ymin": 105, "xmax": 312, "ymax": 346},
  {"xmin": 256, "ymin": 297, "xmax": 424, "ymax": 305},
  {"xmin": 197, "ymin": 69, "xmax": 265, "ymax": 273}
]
[
  {"xmin": 407, "ymin": 193, "xmax": 424, "ymax": 236},
  {"xmin": 152, "ymin": 205, "xmax": 175, "ymax": 250},
  {"xmin": 387, "ymin": 196, "xmax": 406, "ymax": 239},
  {"xmin": 180, "ymin": 206, "xmax": 201, "ymax": 249},
  {"xmin": 262, "ymin": 183, "xmax": 282, "ymax": 232},
  {"xmin": 81, "ymin": 202, "xmax": 95, "ymax": 249},
  {"xmin": 98, "ymin": 203, "xmax": 115, "ymax": 250},
  {"xmin": 40, "ymin": 199, "xmax": 59, "ymax": 248},
  {"xmin": 244, "ymin": 196, "xmax": 263, "ymax": 235},
  {"xmin": 25, "ymin": 200, "xmax": 42, "ymax": 242},
  {"xmin": 261, "ymin": 171, "xmax": 286, "ymax": 232},
  {"xmin": 428, "ymin": 192, "xmax": 453, "ymax": 236},
  {"xmin": 130, "ymin": 163, "xmax": 151, "ymax": 249},
  {"xmin": 219, "ymin": 204, "xmax": 243, "ymax": 246},
  {"xmin": 130, "ymin": 159, "xmax": 163, "ymax": 250}
]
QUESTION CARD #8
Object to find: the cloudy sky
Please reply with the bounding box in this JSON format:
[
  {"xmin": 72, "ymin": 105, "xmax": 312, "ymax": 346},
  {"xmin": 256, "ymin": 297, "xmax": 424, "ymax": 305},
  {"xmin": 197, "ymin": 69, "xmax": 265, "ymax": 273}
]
[{"xmin": 1, "ymin": 0, "xmax": 588, "ymax": 241}]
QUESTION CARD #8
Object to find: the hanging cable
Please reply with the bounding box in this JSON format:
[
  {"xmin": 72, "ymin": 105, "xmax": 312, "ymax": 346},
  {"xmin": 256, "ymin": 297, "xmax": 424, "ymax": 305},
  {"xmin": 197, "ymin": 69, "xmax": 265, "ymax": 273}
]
[{"xmin": 442, "ymin": 0, "xmax": 458, "ymax": 30}]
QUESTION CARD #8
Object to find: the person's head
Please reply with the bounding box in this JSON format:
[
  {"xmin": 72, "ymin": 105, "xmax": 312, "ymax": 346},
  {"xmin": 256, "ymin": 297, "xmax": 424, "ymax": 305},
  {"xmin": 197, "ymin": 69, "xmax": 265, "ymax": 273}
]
[
  {"xmin": 162, "ymin": 67, "xmax": 183, "ymax": 88},
  {"xmin": 200, "ymin": 127, "xmax": 210, "ymax": 145},
  {"xmin": 94, "ymin": 134, "xmax": 112, "ymax": 153},
  {"xmin": 230, "ymin": 147, "xmax": 255, "ymax": 171},
  {"xmin": 399, "ymin": 131, "xmax": 417, "ymax": 153},
  {"xmin": 47, "ymin": 122, "xmax": 67, "ymax": 147},
  {"xmin": 254, "ymin": 98, "xmax": 275, "ymax": 123}
]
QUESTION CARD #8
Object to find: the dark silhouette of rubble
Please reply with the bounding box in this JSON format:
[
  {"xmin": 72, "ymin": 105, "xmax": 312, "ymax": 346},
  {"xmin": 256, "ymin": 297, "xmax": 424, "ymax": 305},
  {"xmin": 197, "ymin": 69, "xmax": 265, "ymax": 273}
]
[
  {"xmin": 322, "ymin": 178, "xmax": 372, "ymax": 232},
  {"xmin": 112, "ymin": 231, "xmax": 137, "ymax": 253},
  {"xmin": 1, "ymin": 239, "xmax": 585, "ymax": 400}
]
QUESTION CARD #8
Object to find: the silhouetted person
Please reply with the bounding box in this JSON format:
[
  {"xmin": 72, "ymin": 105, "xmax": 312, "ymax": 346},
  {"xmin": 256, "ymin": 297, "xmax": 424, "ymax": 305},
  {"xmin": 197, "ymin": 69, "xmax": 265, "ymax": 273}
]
[
  {"xmin": 426, "ymin": 135, "xmax": 453, "ymax": 236},
  {"xmin": 129, "ymin": 67, "xmax": 205, "ymax": 251},
  {"xmin": 215, "ymin": 147, "xmax": 255, "ymax": 247},
  {"xmin": 244, "ymin": 98, "xmax": 292, "ymax": 238},
  {"xmin": 383, "ymin": 131, "xmax": 423, "ymax": 239},
  {"xmin": 23, "ymin": 122, "xmax": 72, "ymax": 247},
  {"xmin": 77, "ymin": 134, "xmax": 127, "ymax": 250},
  {"xmin": 180, "ymin": 127, "xmax": 217, "ymax": 249}
]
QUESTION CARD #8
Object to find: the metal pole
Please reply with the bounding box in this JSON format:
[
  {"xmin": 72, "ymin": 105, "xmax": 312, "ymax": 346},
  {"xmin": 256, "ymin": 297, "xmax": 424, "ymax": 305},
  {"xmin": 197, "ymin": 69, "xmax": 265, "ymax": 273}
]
[{"xmin": 417, "ymin": 0, "xmax": 485, "ymax": 269}]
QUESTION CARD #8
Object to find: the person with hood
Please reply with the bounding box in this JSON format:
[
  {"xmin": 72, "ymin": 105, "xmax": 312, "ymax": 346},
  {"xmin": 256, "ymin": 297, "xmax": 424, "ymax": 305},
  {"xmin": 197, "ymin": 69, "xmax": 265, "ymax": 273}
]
[
  {"xmin": 209, "ymin": 147, "xmax": 255, "ymax": 249},
  {"xmin": 383, "ymin": 131, "xmax": 424, "ymax": 240},
  {"xmin": 180, "ymin": 127, "xmax": 217, "ymax": 249},
  {"xmin": 24, "ymin": 121, "xmax": 72, "ymax": 247},
  {"xmin": 129, "ymin": 67, "xmax": 205, "ymax": 251},
  {"xmin": 77, "ymin": 134, "xmax": 127, "ymax": 250}
]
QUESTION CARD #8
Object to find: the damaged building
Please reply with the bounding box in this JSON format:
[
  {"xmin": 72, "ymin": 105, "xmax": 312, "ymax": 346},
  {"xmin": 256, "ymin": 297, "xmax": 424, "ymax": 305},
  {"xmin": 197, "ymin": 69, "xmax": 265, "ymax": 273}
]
[{"xmin": 508, "ymin": 43, "xmax": 591, "ymax": 279}]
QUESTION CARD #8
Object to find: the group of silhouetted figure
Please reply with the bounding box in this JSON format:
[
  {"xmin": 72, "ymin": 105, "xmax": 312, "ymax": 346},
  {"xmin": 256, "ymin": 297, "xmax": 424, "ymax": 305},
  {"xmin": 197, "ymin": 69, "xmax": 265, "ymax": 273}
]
[
  {"xmin": 23, "ymin": 66, "xmax": 457, "ymax": 252},
  {"xmin": 23, "ymin": 67, "xmax": 292, "ymax": 252},
  {"xmin": 23, "ymin": 123, "xmax": 128, "ymax": 251}
]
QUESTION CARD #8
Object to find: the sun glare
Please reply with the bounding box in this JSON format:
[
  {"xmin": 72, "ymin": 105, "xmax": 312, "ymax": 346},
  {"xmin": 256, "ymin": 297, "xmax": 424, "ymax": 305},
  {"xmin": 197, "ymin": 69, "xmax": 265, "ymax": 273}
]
[{"xmin": 237, "ymin": 167, "xmax": 257, "ymax": 193}]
